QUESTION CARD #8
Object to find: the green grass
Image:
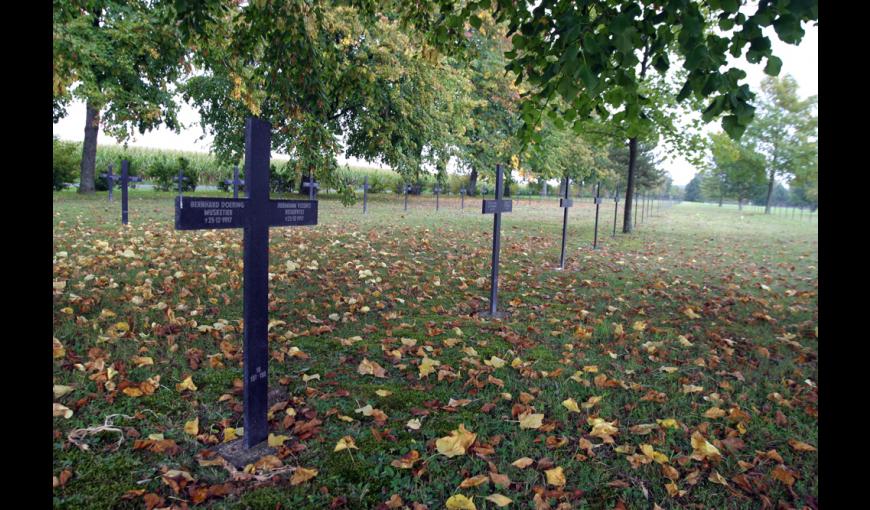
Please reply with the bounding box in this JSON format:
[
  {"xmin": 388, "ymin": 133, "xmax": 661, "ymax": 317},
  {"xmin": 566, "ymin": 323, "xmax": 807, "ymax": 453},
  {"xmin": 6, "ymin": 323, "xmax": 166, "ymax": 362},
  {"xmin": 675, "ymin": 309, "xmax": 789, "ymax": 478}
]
[{"xmin": 54, "ymin": 193, "xmax": 817, "ymax": 509}]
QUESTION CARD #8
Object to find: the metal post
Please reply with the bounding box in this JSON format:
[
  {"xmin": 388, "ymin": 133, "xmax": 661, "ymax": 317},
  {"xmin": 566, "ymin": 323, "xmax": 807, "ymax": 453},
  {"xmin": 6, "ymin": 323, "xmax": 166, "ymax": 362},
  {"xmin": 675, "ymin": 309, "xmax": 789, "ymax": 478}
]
[
  {"xmin": 106, "ymin": 164, "xmax": 114, "ymax": 202},
  {"xmin": 121, "ymin": 160, "xmax": 130, "ymax": 225},
  {"xmin": 488, "ymin": 165, "xmax": 504, "ymax": 316},
  {"xmin": 593, "ymin": 182, "xmax": 601, "ymax": 249},
  {"xmin": 363, "ymin": 175, "xmax": 368, "ymax": 214},
  {"xmin": 233, "ymin": 165, "xmax": 240, "ymax": 199},
  {"xmin": 559, "ymin": 176, "xmax": 569, "ymax": 269},
  {"xmin": 612, "ymin": 186, "xmax": 619, "ymax": 237}
]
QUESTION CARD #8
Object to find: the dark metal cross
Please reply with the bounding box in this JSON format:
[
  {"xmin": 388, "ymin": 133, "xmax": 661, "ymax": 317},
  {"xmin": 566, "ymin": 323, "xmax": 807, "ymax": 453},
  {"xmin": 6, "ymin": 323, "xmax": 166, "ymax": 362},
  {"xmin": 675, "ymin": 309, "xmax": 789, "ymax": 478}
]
[
  {"xmin": 224, "ymin": 165, "xmax": 245, "ymax": 199},
  {"xmin": 612, "ymin": 186, "xmax": 620, "ymax": 237},
  {"xmin": 100, "ymin": 164, "xmax": 116, "ymax": 202},
  {"xmin": 460, "ymin": 188, "xmax": 466, "ymax": 210},
  {"xmin": 404, "ymin": 184, "xmax": 411, "ymax": 211},
  {"xmin": 174, "ymin": 117, "xmax": 318, "ymax": 452},
  {"xmin": 558, "ymin": 176, "xmax": 573, "ymax": 269},
  {"xmin": 362, "ymin": 175, "xmax": 370, "ymax": 214},
  {"xmin": 120, "ymin": 160, "xmax": 143, "ymax": 225},
  {"xmin": 302, "ymin": 174, "xmax": 319, "ymax": 200},
  {"xmin": 434, "ymin": 184, "xmax": 442, "ymax": 211},
  {"xmin": 480, "ymin": 164, "xmax": 513, "ymax": 319},
  {"xmin": 177, "ymin": 169, "xmax": 191, "ymax": 197},
  {"xmin": 593, "ymin": 182, "xmax": 602, "ymax": 249}
]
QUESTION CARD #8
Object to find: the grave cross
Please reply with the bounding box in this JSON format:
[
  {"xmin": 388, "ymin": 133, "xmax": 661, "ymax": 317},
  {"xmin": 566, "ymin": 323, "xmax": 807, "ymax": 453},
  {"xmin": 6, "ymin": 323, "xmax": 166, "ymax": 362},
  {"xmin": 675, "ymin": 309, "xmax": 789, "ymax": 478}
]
[
  {"xmin": 593, "ymin": 182, "xmax": 603, "ymax": 249},
  {"xmin": 120, "ymin": 160, "xmax": 143, "ymax": 225},
  {"xmin": 557, "ymin": 176, "xmax": 573, "ymax": 269},
  {"xmin": 224, "ymin": 166, "xmax": 245, "ymax": 199},
  {"xmin": 634, "ymin": 190, "xmax": 639, "ymax": 229},
  {"xmin": 362, "ymin": 176, "xmax": 370, "ymax": 214},
  {"xmin": 612, "ymin": 186, "xmax": 620, "ymax": 237},
  {"xmin": 177, "ymin": 169, "xmax": 191, "ymax": 197},
  {"xmin": 100, "ymin": 164, "xmax": 116, "ymax": 202},
  {"xmin": 302, "ymin": 173, "xmax": 319, "ymax": 200},
  {"xmin": 460, "ymin": 188, "xmax": 466, "ymax": 210},
  {"xmin": 434, "ymin": 184, "xmax": 442, "ymax": 211},
  {"xmin": 480, "ymin": 164, "xmax": 513, "ymax": 319},
  {"xmin": 174, "ymin": 117, "xmax": 318, "ymax": 453},
  {"xmin": 404, "ymin": 184, "xmax": 412, "ymax": 211}
]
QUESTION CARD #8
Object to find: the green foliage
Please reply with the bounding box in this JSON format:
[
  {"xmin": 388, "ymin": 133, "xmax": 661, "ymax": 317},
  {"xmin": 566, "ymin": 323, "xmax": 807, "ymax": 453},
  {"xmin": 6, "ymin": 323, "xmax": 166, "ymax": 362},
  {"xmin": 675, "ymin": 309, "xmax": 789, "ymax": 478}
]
[
  {"xmin": 53, "ymin": 137, "xmax": 80, "ymax": 191},
  {"xmin": 148, "ymin": 157, "xmax": 198, "ymax": 192},
  {"xmin": 705, "ymin": 132, "xmax": 767, "ymax": 205},
  {"xmin": 684, "ymin": 174, "xmax": 704, "ymax": 202},
  {"xmin": 400, "ymin": 0, "xmax": 818, "ymax": 141}
]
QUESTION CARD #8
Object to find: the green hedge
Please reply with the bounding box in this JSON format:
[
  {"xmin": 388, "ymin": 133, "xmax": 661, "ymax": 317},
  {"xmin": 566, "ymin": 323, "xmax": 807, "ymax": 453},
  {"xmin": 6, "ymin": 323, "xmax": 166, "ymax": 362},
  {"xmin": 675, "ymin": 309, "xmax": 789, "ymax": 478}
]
[{"xmin": 53, "ymin": 137, "xmax": 79, "ymax": 191}]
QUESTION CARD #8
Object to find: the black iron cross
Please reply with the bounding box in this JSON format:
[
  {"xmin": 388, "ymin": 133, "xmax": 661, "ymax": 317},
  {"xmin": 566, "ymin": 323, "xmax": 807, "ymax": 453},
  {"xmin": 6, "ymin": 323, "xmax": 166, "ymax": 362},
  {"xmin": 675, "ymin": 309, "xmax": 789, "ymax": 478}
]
[
  {"xmin": 404, "ymin": 184, "xmax": 412, "ymax": 211},
  {"xmin": 225, "ymin": 165, "xmax": 245, "ymax": 199},
  {"xmin": 175, "ymin": 117, "xmax": 318, "ymax": 451},
  {"xmin": 302, "ymin": 175, "xmax": 319, "ymax": 200},
  {"xmin": 612, "ymin": 186, "xmax": 620, "ymax": 237},
  {"xmin": 362, "ymin": 175, "xmax": 370, "ymax": 214},
  {"xmin": 480, "ymin": 164, "xmax": 513, "ymax": 319},
  {"xmin": 558, "ymin": 176, "xmax": 573, "ymax": 269},
  {"xmin": 592, "ymin": 182, "xmax": 603, "ymax": 249},
  {"xmin": 460, "ymin": 187, "xmax": 466, "ymax": 210},
  {"xmin": 120, "ymin": 160, "xmax": 143, "ymax": 225},
  {"xmin": 434, "ymin": 184, "xmax": 442, "ymax": 211},
  {"xmin": 100, "ymin": 164, "xmax": 116, "ymax": 203},
  {"xmin": 177, "ymin": 169, "xmax": 191, "ymax": 197}
]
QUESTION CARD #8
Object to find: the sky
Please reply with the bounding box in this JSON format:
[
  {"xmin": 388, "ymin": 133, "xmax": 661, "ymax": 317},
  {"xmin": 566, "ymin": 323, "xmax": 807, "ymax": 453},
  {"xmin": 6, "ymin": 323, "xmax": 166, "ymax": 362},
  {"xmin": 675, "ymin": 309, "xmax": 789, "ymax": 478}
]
[{"xmin": 53, "ymin": 21, "xmax": 817, "ymax": 186}]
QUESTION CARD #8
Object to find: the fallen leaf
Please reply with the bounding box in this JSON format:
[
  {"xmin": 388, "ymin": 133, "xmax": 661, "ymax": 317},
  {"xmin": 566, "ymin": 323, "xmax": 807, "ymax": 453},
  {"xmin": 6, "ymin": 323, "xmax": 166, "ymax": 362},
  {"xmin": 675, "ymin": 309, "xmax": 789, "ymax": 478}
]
[
  {"xmin": 436, "ymin": 424, "xmax": 477, "ymax": 457},
  {"xmin": 445, "ymin": 494, "xmax": 476, "ymax": 510},
  {"xmin": 485, "ymin": 494, "xmax": 513, "ymax": 507},
  {"xmin": 545, "ymin": 466, "xmax": 566, "ymax": 487},
  {"xmin": 290, "ymin": 467, "xmax": 318, "ymax": 485}
]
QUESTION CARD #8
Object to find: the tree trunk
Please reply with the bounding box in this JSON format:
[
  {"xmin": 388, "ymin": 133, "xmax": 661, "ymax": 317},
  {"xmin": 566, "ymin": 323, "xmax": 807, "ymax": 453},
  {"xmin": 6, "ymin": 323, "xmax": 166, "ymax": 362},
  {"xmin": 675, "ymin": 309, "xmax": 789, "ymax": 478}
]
[
  {"xmin": 764, "ymin": 168, "xmax": 775, "ymax": 214},
  {"xmin": 622, "ymin": 137, "xmax": 637, "ymax": 233},
  {"xmin": 78, "ymin": 100, "xmax": 100, "ymax": 193},
  {"xmin": 468, "ymin": 167, "xmax": 478, "ymax": 196}
]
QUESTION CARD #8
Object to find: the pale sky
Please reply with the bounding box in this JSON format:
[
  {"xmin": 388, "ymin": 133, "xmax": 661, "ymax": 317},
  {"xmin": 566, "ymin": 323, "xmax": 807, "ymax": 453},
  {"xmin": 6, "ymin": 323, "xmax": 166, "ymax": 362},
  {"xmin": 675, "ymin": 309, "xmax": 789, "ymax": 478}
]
[{"xmin": 53, "ymin": 21, "xmax": 817, "ymax": 186}]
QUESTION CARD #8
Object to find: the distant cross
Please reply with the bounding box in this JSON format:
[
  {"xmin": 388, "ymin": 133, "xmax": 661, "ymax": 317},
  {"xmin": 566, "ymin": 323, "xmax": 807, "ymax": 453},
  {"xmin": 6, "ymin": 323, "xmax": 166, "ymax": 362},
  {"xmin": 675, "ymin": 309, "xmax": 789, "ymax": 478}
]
[
  {"xmin": 460, "ymin": 187, "xmax": 466, "ymax": 210},
  {"xmin": 362, "ymin": 175, "xmax": 370, "ymax": 214},
  {"xmin": 224, "ymin": 165, "xmax": 245, "ymax": 199},
  {"xmin": 434, "ymin": 184, "xmax": 442, "ymax": 211},
  {"xmin": 302, "ymin": 174, "xmax": 319, "ymax": 200},
  {"xmin": 404, "ymin": 184, "xmax": 412, "ymax": 211},
  {"xmin": 541, "ymin": 181, "xmax": 547, "ymax": 198},
  {"xmin": 120, "ymin": 160, "xmax": 142, "ymax": 225},
  {"xmin": 480, "ymin": 164, "xmax": 513, "ymax": 319},
  {"xmin": 612, "ymin": 187, "xmax": 620, "ymax": 237},
  {"xmin": 100, "ymin": 164, "xmax": 116, "ymax": 202},
  {"xmin": 593, "ymin": 182, "xmax": 603, "ymax": 249},
  {"xmin": 175, "ymin": 117, "xmax": 318, "ymax": 453},
  {"xmin": 177, "ymin": 168, "xmax": 191, "ymax": 197},
  {"xmin": 557, "ymin": 176, "xmax": 573, "ymax": 269}
]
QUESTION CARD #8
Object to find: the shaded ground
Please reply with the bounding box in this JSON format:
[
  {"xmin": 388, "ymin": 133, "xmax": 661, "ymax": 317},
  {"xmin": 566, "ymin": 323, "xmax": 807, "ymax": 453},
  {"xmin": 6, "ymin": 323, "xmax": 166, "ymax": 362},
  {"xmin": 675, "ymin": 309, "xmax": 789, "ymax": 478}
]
[{"xmin": 53, "ymin": 191, "xmax": 818, "ymax": 509}]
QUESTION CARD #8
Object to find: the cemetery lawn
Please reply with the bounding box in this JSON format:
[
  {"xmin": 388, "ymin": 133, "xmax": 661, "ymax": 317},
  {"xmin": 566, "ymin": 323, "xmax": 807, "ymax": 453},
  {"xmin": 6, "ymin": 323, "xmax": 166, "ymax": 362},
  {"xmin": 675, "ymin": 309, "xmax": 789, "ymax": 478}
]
[{"xmin": 53, "ymin": 191, "xmax": 818, "ymax": 509}]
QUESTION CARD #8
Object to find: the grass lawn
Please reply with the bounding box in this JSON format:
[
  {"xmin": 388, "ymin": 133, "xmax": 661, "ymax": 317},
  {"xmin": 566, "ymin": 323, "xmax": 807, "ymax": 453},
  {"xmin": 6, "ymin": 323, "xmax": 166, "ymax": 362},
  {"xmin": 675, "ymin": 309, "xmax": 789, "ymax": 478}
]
[{"xmin": 53, "ymin": 190, "xmax": 818, "ymax": 509}]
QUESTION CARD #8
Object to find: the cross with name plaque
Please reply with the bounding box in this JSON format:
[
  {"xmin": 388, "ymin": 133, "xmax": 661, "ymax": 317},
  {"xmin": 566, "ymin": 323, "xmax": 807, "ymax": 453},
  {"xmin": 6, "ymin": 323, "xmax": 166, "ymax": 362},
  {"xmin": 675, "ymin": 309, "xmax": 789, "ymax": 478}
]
[
  {"xmin": 175, "ymin": 117, "xmax": 318, "ymax": 456},
  {"xmin": 100, "ymin": 164, "xmax": 116, "ymax": 202},
  {"xmin": 224, "ymin": 166, "xmax": 245, "ymax": 199},
  {"xmin": 480, "ymin": 164, "xmax": 513, "ymax": 319},
  {"xmin": 557, "ymin": 176, "xmax": 573, "ymax": 269},
  {"xmin": 120, "ymin": 160, "xmax": 142, "ymax": 225},
  {"xmin": 593, "ymin": 182, "xmax": 603, "ymax": 249}
]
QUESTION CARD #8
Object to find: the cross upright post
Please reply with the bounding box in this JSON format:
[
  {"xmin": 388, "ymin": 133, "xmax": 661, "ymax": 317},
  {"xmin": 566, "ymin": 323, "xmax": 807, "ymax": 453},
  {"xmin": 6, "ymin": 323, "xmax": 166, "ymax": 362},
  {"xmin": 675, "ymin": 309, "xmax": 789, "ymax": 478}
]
[
  {"xmin": 404, "ymin": 184, "xmax": 410, "ymax": 211},
  {"xmin": 593, "ymin": 182, "xmax": 602, "ymax": 249},
  {"xmin": 558, "ymin": 176, "xmax": 573, "ymax": 269},
  {"xmin": 460, "ymin": 188, "xmax": 466, "ymax": 210},
  {"xmin": 480, "ymin": 164, "xmax": 513, "ymax": 319},
  {"xmin": 362, "ymin": 175, "xmax": 369, "ymax": 214},
  {"xmin": 120, "ymin": 160, "xmax": 142, "ymax": 225},
  {"xmin": 177, "ymin": 168, "xmax": 189, "ymax": 197},
  {"xmin": 175, "ymin": 117, "xmax": 318, "ymax": 459},
  {"xmin": 634, "ymin": 189, "xmax": 639, "ymax": 229},
  {"xmin": 612, "ymin": 186, "xmax": 620, "ymax": 237},
  {"xmin": 100, "ymin": 164, "xmax": 116, "ymax": 202},
  {"xmin": 434, "ymin": 184, "xmax": 441, "ymax": 211}
]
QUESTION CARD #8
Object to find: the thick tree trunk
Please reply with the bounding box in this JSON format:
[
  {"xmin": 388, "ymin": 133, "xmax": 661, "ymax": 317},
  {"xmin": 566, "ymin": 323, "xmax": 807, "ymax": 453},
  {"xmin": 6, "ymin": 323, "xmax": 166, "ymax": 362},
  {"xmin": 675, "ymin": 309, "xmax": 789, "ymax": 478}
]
[
  {"xmin": 622, "ymin": 137, "xmax": 637, "ymax": 233},
  {"xmin": 78, "ymin": 101, "xmax": 100, "ymax": 193},
  {"xmin": 468, "ymin": 168, "xmax": 478, "ymax": 196},
  {"xmin": 764, "ymin": 168, "xmax": 775, "ymax": 214}
]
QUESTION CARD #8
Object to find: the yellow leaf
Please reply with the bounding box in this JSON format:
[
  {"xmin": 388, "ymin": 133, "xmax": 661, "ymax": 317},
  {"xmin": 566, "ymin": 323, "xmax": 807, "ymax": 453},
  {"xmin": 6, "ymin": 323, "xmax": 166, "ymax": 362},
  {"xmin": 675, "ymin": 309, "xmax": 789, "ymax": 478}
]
[
  {"xmin": 582, "ymin": 396, "xmax": 602, "ymax": 409},
  {"xmin": 708, "ymin": 470, "xmax": 728, "ymax": 486},
  {"xmin": 419, "ymin": 357, "xmax": 440, "ymax": 378},
  {"xmin": 633, "ymin": 321, "xmax": 646, "ymax": 332},
  {"xmin": 436, "ymin": 424, "xmax": 477, "ymax": 458},
  {"xmin": 355, "ymin": 404, "xmax": 374, "ymax": 416},
  {"xmin": 406, "ymin": 418, "xmax": 421, "ymax": 430},
  {"xmin": 334, "ymin": 436, "xmax": 358, "ymax": 452},
  {"xmin": 485, "ymin": 494, "xmax": 513, "ymax": 507},
  {"xmin": 518, "ymin": 412, "xmax": 544, "ymax": 430},
  {"xmin": 657, "ymin": 418, "xmax": 679, "ymax": 429},
  {"xmin": 459, "ymin": 474, "xmax": 489, "ymax": 488},
  {"xmin": 223, "ymin": 427, "xmax": 238, "ymax": 442},
  {"xmin": 544, "ymin": 466, "xmax": 566, "ymax": 487},
  {"xmin": 290, "ymin": 467, "xmax": 318, "ymax": 485},
  {"xmin": 53, "ymin": 385, "xmax": 74, "ymax": 399},
  {"xmin": 53, "ymin": 338, "xmax": 66, "ymax": 359},
  {"xmin": 123, "ymin": 387, "xmax": 144, "ymax": 397},
  {"xmin": 484, "ymin": 356, "xmax": 506, "ymax": 368},
  {"xmin": 184, "ymin": 418, "xmax": 199, "ymax": 436},
  {"xmin": 268, "ymin": 433, "xmax": 289, "ymax": 447},
  {"xmin": 357, "ymin": 358, "xmax": 387, "ymax": 378},
  {"xmin": 788, "ymin": 439, "xmax": 817, "ymax": 452},
  {"xmin": 690, "ymin": 431, "xmax": 721, "ymax": 462},
  {"xmin": 375, "ymin": 389, "xmax": 393, "ymax": 397},
  {"xmin": 445, "ymin": 494, "xmax": 476, "ymax": 510},
  {"xmin": 53, "ymin": 403, "xmax": 73, "ymax": 419},
  {"xmin": 682, "ymin": 384, "xmax": 703, "ymax": 394},
  {"xmin": 562, "ymin": 398, "xmax": 581, "ymax": 413},
  {"xmin": 511, "ymin": 357, "xmax": 523, "ymax": 368},
  {"xmin": 302, "ymin": 373, "xmax": 320, "ymax": 382},
  {"xmin": 703, "ymin": 407, "xmax": 726, "ymax": 419},
  {"xmin": 588, "ymin": 417, "xmax": 619, "ymax": 442},
  {"xmin": 176, "ymin": 376, "xmax": 197, "ymax": 392},
  {"xmin": 511, "ymin": 457, "xmax": 534, "ymax": 468},
  {"xmin": 640, "ymin": 444, "xmax": 669, "ymax": 464},
  {"xmin": 131, "ymin": 356, "xmax": 154, "ymax": 367}
]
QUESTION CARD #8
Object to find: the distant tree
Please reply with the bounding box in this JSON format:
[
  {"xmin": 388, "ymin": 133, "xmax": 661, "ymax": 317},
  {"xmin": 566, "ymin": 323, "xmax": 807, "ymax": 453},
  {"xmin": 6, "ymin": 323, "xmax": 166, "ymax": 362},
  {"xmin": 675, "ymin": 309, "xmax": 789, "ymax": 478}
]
[{"xmin": 684, "ymin": 174, "xmax": 703, "ymax": 202}]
